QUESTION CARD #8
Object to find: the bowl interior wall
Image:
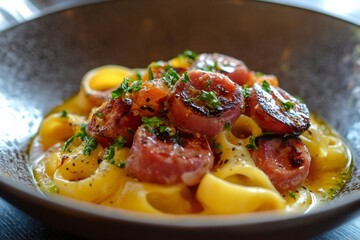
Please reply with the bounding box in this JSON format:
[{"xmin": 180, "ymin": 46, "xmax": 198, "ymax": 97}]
[{"xmin": 0, "ymin": 0, "xmax": 359, "ymax": 197}]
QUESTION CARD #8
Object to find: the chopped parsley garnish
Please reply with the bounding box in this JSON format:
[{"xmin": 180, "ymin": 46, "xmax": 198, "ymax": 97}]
[
  {"xmin": 182, "ymin": 72, "xmax": 191, "ymax": 83},
  {"xmin": 224, "ymin": 122, "xmax": 231, "ymax": 131},
  {"xmin": 95, "ymin": 111, "xmax": 104, "ymax": 119},
  {"xmin": 62, "ymin": 135, "xmax": 76, "ymax": 153},
  {"xmin": 243, "ymin": 85, "xmax": 250, "ymax": 98},
  {"xmin": 112, "ymin": 78, "xmax": 131, "ymax": 98},
  {"xmin": 60, "ymin": 110, "xmax": 68, "ymax": 118},
  {"xmin": 83, "ymin": 137, "xmax": 98, "ymax": 156},
  {"xmin": 111, "ymin": 77, "xmax": 142, "ymax": 99},
  {"xmin": 113, "ymin": 136, "xmax": 127, "ymax": 149},
  {"xmin": 148, "ymin": 65, "xmax": 154, "ymax": 80},
  {"xmin": 135, "ymin": 72, "xmax": 142, "ymax": 80},
  {"xmin": 153, "ymin": 61, "xmax": 165, "ymax": 67},
  {"xmin": 246, "ymin": 136, "xmax": 258, "ymax": 150},
  {"xmin": 255, "ymin": 72, "xmax": 265, "ymax": 77},
  {"xmin": 261, "ymin": 80, "xmax": 271, "ymax": 93},
  {"xmin": 142, "ymin": 116, "xmax": 178, "ymax": 141},
  {"xmin": 142, "ymin": 116, "xmax": 163, "ymax": 133},
  {"xmin": 128, "ymin": 80, "xmax": 142, "ymax": 93},
  {"xmin": 281, "ymin": 101, "xmax": 294, "ymax": 111},
  {"xmin": 212, "ymin": 141, "xmax": 223, "ymax": 155},
  {"xmin": 289, "ymin": 192, "xmax": 296, "ymax": 200},
  {"xmin": 161, "ymin": 65, "xmax": 180, "ymax": 88},
  {"xmin": 104, "ymin": 136, "xmax": 127, "ymax": 168},
  {"xmin": 108, "ymin": 159, "xmax": 126, "ymax": 168},
  {"xmin": 62, "ymin": 125, "xmax": 98, "ymax": 156},
  {"xmin": 127, "ymin": 128, "xmax": 135, "ymax": 135},
  {"xmin": 62, "ymin": 125, "xmax": 87, "ymax": 152},
  {"xmin": 204, "ymin": 79, "xmax": 213, "ymax": 88},
  {"xmin": 179, "ymin": 49, "xmax": 198, "ymax": 61},
  {"xmin": 202, "ymin": 61, "xmax": 219, "ymax": 72},
  {"xmin": 104, "ymin": 146, "xmax": 115, "ymax": 161},
  {"xmin": 199, "ymin": 90, "xmax": 220, "ymax": 109},
  {"xmin": 159, "ymin": 125, "xmax": 176, "ymax": 137}
]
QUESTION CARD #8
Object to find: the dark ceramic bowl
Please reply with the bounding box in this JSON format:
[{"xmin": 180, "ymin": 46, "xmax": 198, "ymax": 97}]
[{"xmin": 0, "ymin": 1, "xmax": 359, "ymax": 239}]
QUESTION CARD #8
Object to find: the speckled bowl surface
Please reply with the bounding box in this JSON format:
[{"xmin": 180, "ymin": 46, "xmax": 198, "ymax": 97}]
[{"xmin": 0, "ymin": 0, "xmax": 359, "ymax": 239}]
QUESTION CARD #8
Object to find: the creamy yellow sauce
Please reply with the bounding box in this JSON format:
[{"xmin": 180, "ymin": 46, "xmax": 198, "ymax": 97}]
[{"xmin": 30, "ymin": 58, "xmax": 353, "ymax": 215}]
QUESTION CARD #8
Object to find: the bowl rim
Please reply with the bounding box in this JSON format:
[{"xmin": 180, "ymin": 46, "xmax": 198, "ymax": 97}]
[
  {"xmin": 1, "ymin": 0, "xmax": 360, "ymax": 34},
  {"xmin": 1, "ymin": 175, "xmax": 359, "ymax": 227},
  {"xmin": 263, "ymin": 0, "xmax": 360, "ymax": 27}
]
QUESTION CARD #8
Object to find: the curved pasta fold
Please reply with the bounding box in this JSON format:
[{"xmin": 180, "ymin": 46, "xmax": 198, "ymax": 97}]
[
  {"xmin": 53, "ymin": 146, "xmax": 126, "ymax": 203},
  {"xmin": 102, "ymin": 180, "xmax": 193, "ymax": 214},
  {"xmin": 197, "ymin": 174, "xmax": 285, "ymax": 214},
  {"xmin": 76, "ymin": 65, "xmax": 133, "ymax": 112},
  {"xmin": 300, "ymin": 116, "xmax": 348, "ymax": 171},
  {"xmin": 199, "ymin": 115, "xmax": 285, "ymax": 214},
  {"xmin": 39, "ymin": 113, "xmax": 85, "ymax": 149}
]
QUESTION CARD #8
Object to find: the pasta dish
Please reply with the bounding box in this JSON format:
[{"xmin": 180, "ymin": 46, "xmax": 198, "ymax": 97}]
[{"xmin": 30, "ymin": 51, "xmax": 352, "ymax": 215}]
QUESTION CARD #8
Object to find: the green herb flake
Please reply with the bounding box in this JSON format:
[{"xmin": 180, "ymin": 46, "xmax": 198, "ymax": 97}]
[
  {"xmin": 246, "ymin": 136, "xmax": 258, "ymax": 150},
  {"xmin": 243, "ymin": 85, "xmax": 250, "ymax": 98},
  {"xmin": 261, "ymin": 80, "xmax": 271, "ymax": 93},
  {"xmin": 255, "ymin": 72, "xmax": 265, "ymax": 77},
  {"xmin": 112, "ymin": 78, "xmax": 131, "ymax": 99},
  {"xmin": 142, "ymin": 116, "xmax": 163, "ymax": 133},
  {"xmin": 179, "ymin": 49, "xmax": 198, "ymax": 61},
  {"xmin": 136, "ymin": 72, "xmax": 142, "ymax": 80},
  {"xmin": 148, "ymin": 65, "xmax": 154, "ymax": 80},
  {"xmin": 105, "ymin": 148, "xmax": 126, "ymax": 168},
  {"xmin": 83, "ymin": 137, "xmax": 98, "ymax": 156},
  {"xmin": 110, "ymin": 160, "xmax": 126, "ymax": 168},
  {"xmin": 201, "ymin": 61, "xmax": 219, "ymax": 72},
  {"xmin": 61, "ymin": 125, "xmax": 87, "ymax": 153},
  {"xmin": 61, "ymin": 135, "xmax": 76, "ymax": 153},
  {"xmin": 128, "ymin": 80, "xmax": 142, "ymax": 93},
  {"xmin": 111, "ymin": 77, "xmax": 142, "ymax": 98},
  {"xmin": 127, "ymin": 128, "xmax": 135, "ymax": 135},
  {"xmin": 199, "ymin": 90, "xmax": 220, "ymax": 109},
  {"xmin": 204, "ymin": 79, "xmax": 213, "ymax": 88},
  {"xmin": 62, "ymin": 124, "xmax": 98, "ymax": 156},
  {"xmin": 159, "ymin": 125, "xmax": 176, "ymax": 137},
  {"xmin": 289, "ymin": 192, "xmax": 296, "ymax": 200},
  {"xmin": 224, "ymin": 122, "xmax": 231, "ymax": 131},
  {"xmin": 212, "ymin": 141, "xmax": 223, "ymax": 155},
  {"xmin": 153, "ymin": 61, "xmax": 164, "ymax": 67},
  {"xmin": 60, "ymin": 110, "xmax": 68, "ymax": 118},
  {"xmin": 95, "ymin": 111, "xmax": 104, "ymax": 119},
  {"xmin": 162, "ymin": 66, "xmax": 180, "ymax": 88},
  {"xmin": 182, "ymin": 72, "xmax": 191, "ymax": 83},
  {"xmin": 104, "ymin": 146, "xmax": 115, "ymax": 161},
  {"xmin": 114, "ymin": 136, "xmax": 127, "ymax": 149},
  {"xmin": 104, "ymin": 136, "xmax": 127, "ymax": 167},
  {"xmin": 281, "ymin": 101, "xmax": 294, "ymax": 111},
  {"xmin": 77, "ymin": 125, "xmax": 87, "ymax": 140}
]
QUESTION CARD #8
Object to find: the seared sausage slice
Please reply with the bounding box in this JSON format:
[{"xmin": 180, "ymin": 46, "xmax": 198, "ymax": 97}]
[
  {"xmin": 126, "ymin": 125, "xmax": 214, "ymax": 186},
  {"xmin": 87, "ymin": 98, "xmax": 141, "ymax": 147},
  {"xmin": 168, "ymin": 70, "xmax": 243, "ymax": 136},
  {"xmin": 193, "ymin": 53, "xmax": 251, "ymax": 86},
  {"xmin": 246, "ymin": 83, "xmax": 310, "ymax": 135},
  {"xmin": 251, "ymin": 136, "xmax": 311, "ymax": 193}
]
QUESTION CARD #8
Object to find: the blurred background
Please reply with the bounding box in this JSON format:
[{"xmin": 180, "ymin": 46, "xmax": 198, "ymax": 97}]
[{"xmin": 1, "ymin": 0, "xmax": 360, "ymax": 31}]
